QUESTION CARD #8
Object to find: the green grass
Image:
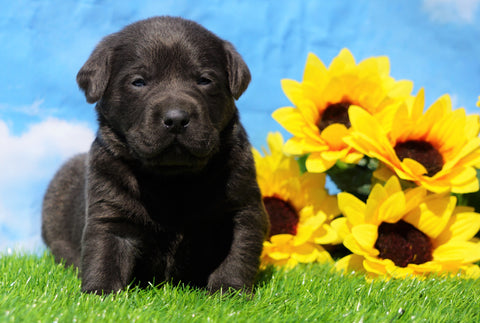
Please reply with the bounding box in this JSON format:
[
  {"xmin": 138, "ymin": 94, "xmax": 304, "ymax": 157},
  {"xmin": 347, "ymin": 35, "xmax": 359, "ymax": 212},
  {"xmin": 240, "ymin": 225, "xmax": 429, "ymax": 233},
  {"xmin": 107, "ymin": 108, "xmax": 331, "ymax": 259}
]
[{"xmin": 1, "ymin": 253, "xmax": 479, "ymax": 322}]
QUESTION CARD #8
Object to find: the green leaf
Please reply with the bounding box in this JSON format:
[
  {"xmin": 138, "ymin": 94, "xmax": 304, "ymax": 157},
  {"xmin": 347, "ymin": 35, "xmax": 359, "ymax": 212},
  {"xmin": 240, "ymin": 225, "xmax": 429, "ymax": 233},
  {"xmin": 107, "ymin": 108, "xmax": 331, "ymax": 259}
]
[{"xmin": 326, "ymin": 157, "xmax": 379, "ymax": 201}]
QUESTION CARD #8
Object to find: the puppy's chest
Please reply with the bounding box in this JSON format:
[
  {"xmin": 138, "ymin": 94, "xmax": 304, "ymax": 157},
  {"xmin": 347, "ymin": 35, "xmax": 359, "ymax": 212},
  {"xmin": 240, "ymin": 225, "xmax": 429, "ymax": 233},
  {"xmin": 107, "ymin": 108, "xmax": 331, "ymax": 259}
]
[
  {"xmin": 140, "ymin": 216, "xmax": 233, "ymax": 285},
  {"xmin": 140, "ymin": 182, "xmax": 228, "ymax": 225}
]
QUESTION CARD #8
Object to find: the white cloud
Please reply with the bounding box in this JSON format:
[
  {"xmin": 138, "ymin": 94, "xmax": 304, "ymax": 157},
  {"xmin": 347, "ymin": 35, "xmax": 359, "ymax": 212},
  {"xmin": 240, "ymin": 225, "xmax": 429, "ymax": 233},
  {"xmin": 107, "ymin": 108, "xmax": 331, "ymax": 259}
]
[
  {"xmin": 0, "ymin": 117, "xmax": 95, "ymax": 182},
  {"xmin": 0, "ymin": 99, "xmax": 59, "ymax": 117},
  {"xmin": 422, "ymin": 0, "xmax": 480, "ymax": 24},
  {"xmin": 0, "ymin": 117, "xmax": 94, "ymax": 252},
  {"xmin": 0, "ymin": 200, "xmax": 44, "ymax": 254},
  {"xmin": 13, "ymin": 99, "xmax": 44, "ymax": 116}
]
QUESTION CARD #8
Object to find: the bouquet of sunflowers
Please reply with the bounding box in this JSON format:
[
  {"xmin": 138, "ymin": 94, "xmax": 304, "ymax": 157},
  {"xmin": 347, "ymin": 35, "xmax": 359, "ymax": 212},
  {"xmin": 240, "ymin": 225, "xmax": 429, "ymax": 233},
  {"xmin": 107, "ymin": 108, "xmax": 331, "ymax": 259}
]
[{"xmin": 255, "ymin": 49, "xmax": 480, "ymax": 279}]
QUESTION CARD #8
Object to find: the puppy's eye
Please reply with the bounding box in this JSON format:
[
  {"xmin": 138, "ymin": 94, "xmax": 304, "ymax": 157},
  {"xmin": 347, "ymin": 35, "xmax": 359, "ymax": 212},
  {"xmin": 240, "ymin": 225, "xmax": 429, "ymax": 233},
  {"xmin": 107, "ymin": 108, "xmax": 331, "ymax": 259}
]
[
  {"xmin": 197, "ymin": 77, "xmax": 212, "ymax": 86},
  {"xmin": 132, "ymin": 78, "xmax": 147, "ymax": 87}
]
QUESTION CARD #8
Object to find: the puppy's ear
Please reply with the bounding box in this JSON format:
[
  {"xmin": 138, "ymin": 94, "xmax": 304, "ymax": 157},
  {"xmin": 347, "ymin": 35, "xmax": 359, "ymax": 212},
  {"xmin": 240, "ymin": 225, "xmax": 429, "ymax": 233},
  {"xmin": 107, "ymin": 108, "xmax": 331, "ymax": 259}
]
[
  {"xmin": 223, "ymin": 41, "xmax": 251, "ymax": 100},
  {"xmin": 76, "ymin": 35, "xmax": 115, "ymax": 104}
]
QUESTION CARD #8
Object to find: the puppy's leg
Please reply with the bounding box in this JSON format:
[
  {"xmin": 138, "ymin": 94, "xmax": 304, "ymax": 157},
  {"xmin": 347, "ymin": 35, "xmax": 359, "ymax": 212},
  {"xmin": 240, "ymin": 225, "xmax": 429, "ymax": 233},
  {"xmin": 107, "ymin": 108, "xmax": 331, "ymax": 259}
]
[
  {"xmin": 48, "ymin": 241, "xmax": 81, "ymax": 268},
  {"xmin": 79, "ymin": 142, "xmax": 148, "ymax": 294},
  {"xmin": 42, "ymin": 153, "xmax": 87, "ymax": 269},
  {"xmin": 80, "ymin": 221, "xmax": 139, "ymax": 294},
  {"xmin": 207, "ymin": 205, "xmax": 268, "ymax": 293}
]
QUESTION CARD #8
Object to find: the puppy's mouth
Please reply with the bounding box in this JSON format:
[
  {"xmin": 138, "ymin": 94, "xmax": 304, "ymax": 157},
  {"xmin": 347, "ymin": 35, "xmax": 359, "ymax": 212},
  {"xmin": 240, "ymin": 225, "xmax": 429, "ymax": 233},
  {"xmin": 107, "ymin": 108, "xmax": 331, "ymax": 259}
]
[{"xmin": 132, "ymin": 137, "xmax": 215, "ymax": 172}]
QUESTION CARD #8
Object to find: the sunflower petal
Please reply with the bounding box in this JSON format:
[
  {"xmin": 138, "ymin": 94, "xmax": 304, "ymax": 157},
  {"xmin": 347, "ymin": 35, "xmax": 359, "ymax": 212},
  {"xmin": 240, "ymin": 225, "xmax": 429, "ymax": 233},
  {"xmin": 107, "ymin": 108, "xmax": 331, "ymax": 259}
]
[
  {"xmin": 321, "ymin": 123, "xmax": 349, "ymax": 150},
  {"xmin": 357, "ymin": 56, "xmax": 390, "ymax": 77},
  {"xmin": 349, "ymin": 106, "xmax": 382, "ymax": 140},
  {"xmin": 410, "ymin": 88, "xmax": 425, "ymax": 121},
  {"xmin": 305, "ymin": 152, "xmax": 337, "ymax": 172},
  {"xmin": 335, "ymin": 254, "xmax": 365, "ymax": 274},
  {"xmin": 329, "ymin": 48, "xmax": 356, "ymax": 72},
  {"xmin": 384, "ymin": 176, "xmax": 402, "ymax": 195},
  {"xmin": 338, "ymin": 192, "xmax": 366, "ymax": 226},
  {"xmin": 388, "ymin": 80, "xmax": 414, "ymax": 99},
  {"xmin": 434, "ymin": 211, "xmax": 480, "ymax": 246},
  {"xmin": 313, "ymin": 223, "xmax": 343, "ymax": 245},
  {"xmin": 433, "ymin": 241, "xmax": 480, "ymax": 264},
  {"xmin": 386, "ymin": 264, "xmax": 414, "ymax": 278},
  {"xmin": 408, "ymin": 261, "xmax": 442, "ymax": 273},
  {"xmin": 272, "ymin": 107, "xmax": 307, "ymax": 136},
  {"xmin": 265, "ymin": 131, "xmax": 285, "ymax": 154},
  {"xmin": 281, "ymin": 79, "xmax": 304, "ymax": 106},
  {"xmin": 401, "ymin": 158, "xmax": 428, "ymax": 176},
  {"xmin": 330, "ymin": 217, "xmax": 349, "ymax": 241},
  {"xmin": 377, "ymin": 191, "xmax": 406, "ymax": 223},
  {"xmin": 303, "ymin": 52, "xmax": 328, "ymax": 86},
  {"xmin": 403, "ymin": 195, "xmax": 455, "ymax": 238},
  {"xmin": 344, "ymin": 224, "xmax": 378, "ymax": 256},
  {"xmin": 283, "ymin": 137, "xmax": 308, "ymax": 155},
  {"xmin": 461, "ymin": 264, "xmax": 480, "ymax": 278},
  {"xmin": 465, "ymin": 114, "xmax": 480, "ymax": 138},
  {"xmin": 404, "ymin": 186, "xmax": 427, "ymax": 213},
  {"xmin": 363, "ymin": 257, "xmax": 391, "ymax": 276}
]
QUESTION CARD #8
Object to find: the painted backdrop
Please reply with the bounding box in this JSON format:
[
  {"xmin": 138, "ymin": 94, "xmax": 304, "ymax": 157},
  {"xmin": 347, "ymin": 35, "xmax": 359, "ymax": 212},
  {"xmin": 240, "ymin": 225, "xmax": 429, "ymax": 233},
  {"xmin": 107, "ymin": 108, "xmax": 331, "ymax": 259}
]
[{"xmin": 1, "ymin": 0, "xmax": 480, "ymax": 252}]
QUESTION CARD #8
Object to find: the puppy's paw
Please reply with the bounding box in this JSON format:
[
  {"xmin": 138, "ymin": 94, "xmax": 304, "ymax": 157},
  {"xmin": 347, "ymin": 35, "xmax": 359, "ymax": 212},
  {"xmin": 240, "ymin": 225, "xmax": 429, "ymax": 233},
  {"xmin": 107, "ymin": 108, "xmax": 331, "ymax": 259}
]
[
  {"xmin": 207, "ymin": 275, "xmax": 251, "ymax": 296},
  {"xmin": 81, "ymin": 280, "xmax": 124, "ymax": 295}
]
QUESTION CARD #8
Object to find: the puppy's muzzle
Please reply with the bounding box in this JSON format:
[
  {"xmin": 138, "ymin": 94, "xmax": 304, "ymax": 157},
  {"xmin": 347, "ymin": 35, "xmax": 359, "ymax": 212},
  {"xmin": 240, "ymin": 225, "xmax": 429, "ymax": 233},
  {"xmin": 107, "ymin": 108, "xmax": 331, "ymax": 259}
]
[{"xmin": 163, "ymin": 109, "xmax": 190, "ymax": 134}]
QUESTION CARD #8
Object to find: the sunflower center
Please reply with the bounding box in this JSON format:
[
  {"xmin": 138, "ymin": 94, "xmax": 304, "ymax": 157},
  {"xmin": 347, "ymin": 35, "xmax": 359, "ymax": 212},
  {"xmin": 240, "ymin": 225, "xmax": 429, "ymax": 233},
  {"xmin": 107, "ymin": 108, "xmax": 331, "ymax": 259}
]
[
  {"xmin": 375, "ymin": 220, "xmax": 433, "ymax": 267},
  {"xmin": 317, "ymin": 101, "xmax": 352, "ymax": 131},
  {"xmin": 263, "ymin": 197, "xmax": 299, "ymax": 237},
  {"xmin": 394, "ymin": 140, "xmax": 444, "ymax": 177}
]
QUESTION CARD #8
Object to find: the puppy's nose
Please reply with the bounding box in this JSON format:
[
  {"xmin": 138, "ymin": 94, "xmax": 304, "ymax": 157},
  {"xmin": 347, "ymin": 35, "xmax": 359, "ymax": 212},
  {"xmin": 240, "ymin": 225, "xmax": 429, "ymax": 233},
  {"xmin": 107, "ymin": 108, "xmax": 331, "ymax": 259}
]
[{"xmin": 163, "ymin": 109, "xmax": 190, "ymax": 133}]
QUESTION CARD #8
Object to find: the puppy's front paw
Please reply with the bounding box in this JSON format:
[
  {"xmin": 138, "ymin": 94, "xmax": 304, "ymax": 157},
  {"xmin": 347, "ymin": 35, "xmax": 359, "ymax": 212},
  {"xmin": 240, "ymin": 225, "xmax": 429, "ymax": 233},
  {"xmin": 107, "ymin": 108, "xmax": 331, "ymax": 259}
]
[
  {"xmin": 207, "ymin": 274, "xmax": 251, "ymax": 295},
  {"xmin": 81, "ymin": 280, "xmax": 124, "ymax": 295}
]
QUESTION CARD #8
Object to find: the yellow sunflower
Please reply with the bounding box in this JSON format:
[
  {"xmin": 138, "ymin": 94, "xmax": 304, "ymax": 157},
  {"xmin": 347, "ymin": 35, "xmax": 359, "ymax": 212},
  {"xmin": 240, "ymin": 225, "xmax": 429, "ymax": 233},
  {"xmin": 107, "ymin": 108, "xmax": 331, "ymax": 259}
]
[
  {"xmin": 346, "ymin": 88, "xmax": 480, "ymax": 194},
  {"xmin": 477, "ymin": 96, "xmax": 480, "ymax": 107},
  {"xmin": 253, "ymin": 132, "xmax": 340, "ymax": 268},
  {"xmin": 272, "ymin": 48, "xmax": 413, "ymax": 173},
  {"xmin": 332, "ymin": 176, "xmax": 480, "ymax": 279}
]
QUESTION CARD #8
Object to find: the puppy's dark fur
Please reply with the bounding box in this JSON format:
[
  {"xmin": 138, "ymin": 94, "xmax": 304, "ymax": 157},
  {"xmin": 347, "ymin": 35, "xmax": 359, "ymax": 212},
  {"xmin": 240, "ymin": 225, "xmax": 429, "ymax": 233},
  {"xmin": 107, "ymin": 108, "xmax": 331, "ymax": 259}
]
[{"xmin": 42, "ymin": 16, "xmax": 268, "ymax": 294}]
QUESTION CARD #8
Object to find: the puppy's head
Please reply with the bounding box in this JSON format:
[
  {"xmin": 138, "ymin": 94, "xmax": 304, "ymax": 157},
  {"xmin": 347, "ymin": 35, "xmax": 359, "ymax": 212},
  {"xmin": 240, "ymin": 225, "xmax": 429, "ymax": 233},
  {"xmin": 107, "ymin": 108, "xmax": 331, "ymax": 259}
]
[{"xmin": 77, "ymin": 16, "xmax": 251, "ymax": 173}]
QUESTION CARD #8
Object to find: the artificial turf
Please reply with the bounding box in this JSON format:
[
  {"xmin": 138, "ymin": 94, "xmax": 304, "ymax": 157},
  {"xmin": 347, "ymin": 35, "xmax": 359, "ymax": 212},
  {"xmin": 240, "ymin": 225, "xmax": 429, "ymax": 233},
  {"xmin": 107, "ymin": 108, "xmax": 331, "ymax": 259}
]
[{"xmin": 1, "ymin": 252, "xmax": 479, "ymax": 322}]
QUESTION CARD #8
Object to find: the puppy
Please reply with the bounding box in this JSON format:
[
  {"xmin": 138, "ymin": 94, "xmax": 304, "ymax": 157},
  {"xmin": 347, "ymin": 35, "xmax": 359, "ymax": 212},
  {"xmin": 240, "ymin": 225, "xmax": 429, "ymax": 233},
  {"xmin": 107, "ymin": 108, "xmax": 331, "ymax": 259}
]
[{"xmin": 42, "ymin": 16, "xmax": 268, "ymax": 295}]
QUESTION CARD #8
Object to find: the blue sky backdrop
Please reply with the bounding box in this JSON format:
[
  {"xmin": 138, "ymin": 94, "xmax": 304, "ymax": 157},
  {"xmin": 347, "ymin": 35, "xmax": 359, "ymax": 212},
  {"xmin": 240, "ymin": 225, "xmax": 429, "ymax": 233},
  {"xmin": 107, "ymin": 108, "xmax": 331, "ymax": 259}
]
[{"xmin": 1, "ymin": 0, "xmax": 480, "ymax": 252}]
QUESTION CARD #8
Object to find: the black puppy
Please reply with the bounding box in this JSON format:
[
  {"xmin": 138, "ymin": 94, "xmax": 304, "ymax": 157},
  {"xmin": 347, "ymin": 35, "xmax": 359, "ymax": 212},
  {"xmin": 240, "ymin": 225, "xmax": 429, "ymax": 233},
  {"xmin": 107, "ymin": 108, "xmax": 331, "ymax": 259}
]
[{"xmin": 42, "ymin": 16, "xmax": 268, "ymax": 295}]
